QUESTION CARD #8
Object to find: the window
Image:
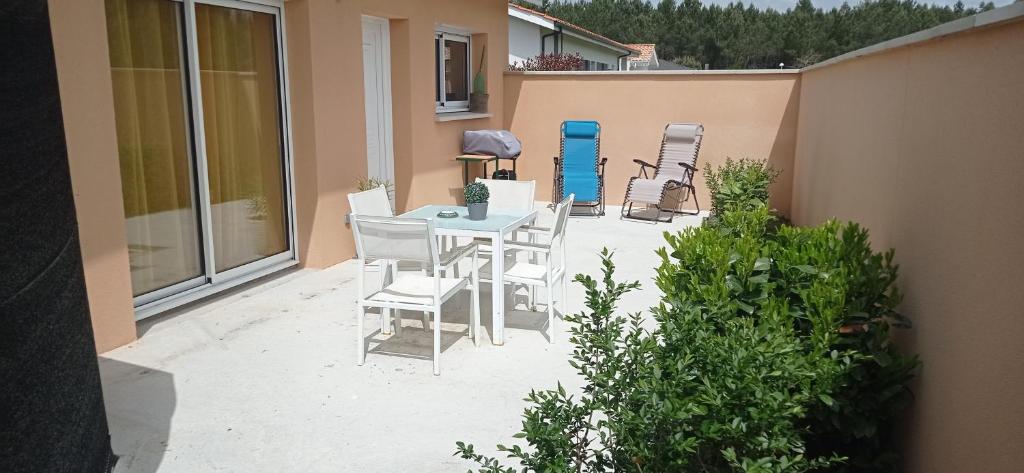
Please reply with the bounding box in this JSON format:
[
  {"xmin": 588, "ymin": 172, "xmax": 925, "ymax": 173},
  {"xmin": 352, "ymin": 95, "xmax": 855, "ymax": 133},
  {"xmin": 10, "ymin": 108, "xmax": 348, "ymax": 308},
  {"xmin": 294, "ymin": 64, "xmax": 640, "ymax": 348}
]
[{"xmin": 435, "ymin": 31, "xmax": 470, "ymax": 113}]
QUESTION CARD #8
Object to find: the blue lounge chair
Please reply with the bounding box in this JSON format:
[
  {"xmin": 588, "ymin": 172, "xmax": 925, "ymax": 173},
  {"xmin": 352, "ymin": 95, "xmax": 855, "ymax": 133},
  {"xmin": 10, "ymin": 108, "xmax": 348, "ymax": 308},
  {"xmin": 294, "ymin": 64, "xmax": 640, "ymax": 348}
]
[{"xmin": 552, "ymin": 121, "xmax": 606, "ymax": 215}]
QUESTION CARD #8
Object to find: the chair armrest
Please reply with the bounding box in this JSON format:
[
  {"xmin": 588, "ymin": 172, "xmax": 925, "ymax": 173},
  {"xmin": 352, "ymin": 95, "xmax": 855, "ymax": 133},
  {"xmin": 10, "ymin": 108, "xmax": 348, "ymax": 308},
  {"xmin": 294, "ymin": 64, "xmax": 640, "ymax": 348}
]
[
  {"xmin": 599, "ymin": 157, "xmax": 608, "ymax": 166},
  {"xmin": 632, "ymin": 158, "xmax": 656, "ymax": 169},
  {"xmin": 552, "ymin": 156, "xmax": 560, "ymax": 165},
  {"xmin": 439, "ymin": 242, "xmax": 478, "ymax": 269},
  {"xmin": 519, "ymin": 224, "xmax": 551, "ymax": 234},
  {"xmin": 505, "ymin": 240, "xmax": 551, "ymax": 254},
  {"xmin": 677, "ymin": 162, "xmax": 697, "ymax": 171}
]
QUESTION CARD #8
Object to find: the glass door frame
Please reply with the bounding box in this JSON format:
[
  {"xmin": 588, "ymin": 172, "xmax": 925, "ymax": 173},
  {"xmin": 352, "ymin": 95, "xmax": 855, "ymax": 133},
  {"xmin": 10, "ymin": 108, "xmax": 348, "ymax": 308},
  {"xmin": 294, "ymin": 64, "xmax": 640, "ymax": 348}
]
[{"xmin": 134, "ymin": 0, "xmax": 298, "ymax": 319}]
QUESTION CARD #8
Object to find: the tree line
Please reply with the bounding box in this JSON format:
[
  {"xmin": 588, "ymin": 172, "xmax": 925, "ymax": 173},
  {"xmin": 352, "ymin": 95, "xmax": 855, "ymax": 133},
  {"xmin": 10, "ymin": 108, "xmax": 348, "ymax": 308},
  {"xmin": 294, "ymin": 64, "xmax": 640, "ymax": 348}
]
[{"xmin": 517, "ymin": 0, "xmax": 997, "ymax": 69}]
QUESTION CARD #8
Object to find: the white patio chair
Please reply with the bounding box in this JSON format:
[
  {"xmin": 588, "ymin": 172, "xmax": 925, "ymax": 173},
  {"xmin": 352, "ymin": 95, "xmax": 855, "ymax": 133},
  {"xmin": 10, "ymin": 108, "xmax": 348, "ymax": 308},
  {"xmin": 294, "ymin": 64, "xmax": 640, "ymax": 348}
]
[
  {"xmin": 348, "ymin": 186, "xmax": 402, "ymax": 334},
  {"xmin": 351, "ymin": 215, "xmax": 479, "ymax": 376},
  {"xmin": 502, "ymin": 194, "xmax": 574, "ymax": 343}
]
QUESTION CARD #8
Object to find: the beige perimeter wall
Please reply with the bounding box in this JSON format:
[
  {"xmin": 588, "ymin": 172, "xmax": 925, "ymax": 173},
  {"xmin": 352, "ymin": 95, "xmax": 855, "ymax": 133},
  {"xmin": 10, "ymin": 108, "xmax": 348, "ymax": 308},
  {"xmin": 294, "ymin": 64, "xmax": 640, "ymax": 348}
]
[
  {"xmin": 502, "ymin": 71, "xmax": 801, "ymax": 215},
  {"xmin": 791, "ymin": 20, "xmax": 1024, "ymax": 473}
]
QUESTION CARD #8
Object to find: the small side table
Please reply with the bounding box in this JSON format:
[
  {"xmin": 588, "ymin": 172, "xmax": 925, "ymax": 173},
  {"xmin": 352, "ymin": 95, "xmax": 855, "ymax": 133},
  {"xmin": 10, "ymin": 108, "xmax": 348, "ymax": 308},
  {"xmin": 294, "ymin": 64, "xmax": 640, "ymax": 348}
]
[{"xmin": 456, "ymin": 154, "xmax": 498, "ymax": 186}]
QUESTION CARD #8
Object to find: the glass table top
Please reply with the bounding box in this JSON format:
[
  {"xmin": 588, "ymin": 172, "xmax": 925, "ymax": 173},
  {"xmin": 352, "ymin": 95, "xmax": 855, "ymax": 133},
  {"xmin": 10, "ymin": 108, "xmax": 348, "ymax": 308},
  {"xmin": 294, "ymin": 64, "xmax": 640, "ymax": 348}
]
[{"xmin": 400, "ymin": 205, "xmax": 534, "ymax": 233}]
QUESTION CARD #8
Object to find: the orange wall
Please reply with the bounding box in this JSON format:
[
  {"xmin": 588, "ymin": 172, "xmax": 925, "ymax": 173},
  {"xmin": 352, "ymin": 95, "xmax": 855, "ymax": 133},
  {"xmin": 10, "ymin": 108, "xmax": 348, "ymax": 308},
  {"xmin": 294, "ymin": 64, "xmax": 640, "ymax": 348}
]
[
  {"xmin": 502, "ymin": 72, "xmax": 801, "ymax": 214},
  {"xmin": 791, "ymin": 20, "xmax": 1024, "ymax": 473},
  {"xmin": 287, "ymin": 0, "xmax": 508, "ymax": 268},
  {"xmin": 49, "ymin": 0, "xmax": 137, "ymax": 353}
]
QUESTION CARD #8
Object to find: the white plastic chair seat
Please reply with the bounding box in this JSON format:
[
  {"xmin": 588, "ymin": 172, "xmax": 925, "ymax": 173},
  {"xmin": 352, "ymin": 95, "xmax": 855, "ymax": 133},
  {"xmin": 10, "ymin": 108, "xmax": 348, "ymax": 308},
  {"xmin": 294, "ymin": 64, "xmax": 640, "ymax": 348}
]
[
  {"xmin": 366, "ymin": 275, "xmax": 468, "ymax": 307},
  {"xmin": 503, "ymin": 261, "xmax": 565, "ymax": 285}
]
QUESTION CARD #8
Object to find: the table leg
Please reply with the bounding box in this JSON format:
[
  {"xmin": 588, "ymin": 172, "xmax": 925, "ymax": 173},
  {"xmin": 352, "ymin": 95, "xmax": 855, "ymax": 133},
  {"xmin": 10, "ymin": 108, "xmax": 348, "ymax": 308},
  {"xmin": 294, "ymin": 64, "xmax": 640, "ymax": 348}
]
[
  {"xmin": 462, "ymin": 162, "xmax": 469, "ymax": 186},
  {"xmin": 492, "ymin": 233, "xmax": 504, "ymax": 345}
]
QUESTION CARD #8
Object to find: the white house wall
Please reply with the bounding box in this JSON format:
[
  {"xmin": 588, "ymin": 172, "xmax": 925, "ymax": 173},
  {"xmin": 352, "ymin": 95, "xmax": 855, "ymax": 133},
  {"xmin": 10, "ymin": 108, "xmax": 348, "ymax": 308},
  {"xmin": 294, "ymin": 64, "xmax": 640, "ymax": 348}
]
[
  {"xmin": 509, "ymin": 16, "xmax": 542, "ymax": 66},
  {"xmin": 560, "ymin": 34, "xmax": 623, "ymax": 69}
]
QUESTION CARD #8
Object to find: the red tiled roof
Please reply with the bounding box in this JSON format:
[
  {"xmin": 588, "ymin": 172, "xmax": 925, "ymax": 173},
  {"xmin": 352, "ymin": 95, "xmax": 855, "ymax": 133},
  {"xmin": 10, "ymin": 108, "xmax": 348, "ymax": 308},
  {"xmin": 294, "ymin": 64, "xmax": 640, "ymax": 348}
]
[
  {"xmin": 625, "ymin": 44, "xmax": 656, "ymax": 62},
  {"xmin": 509, "ymin": 2, "xmax": 640, "ymax": 55}
]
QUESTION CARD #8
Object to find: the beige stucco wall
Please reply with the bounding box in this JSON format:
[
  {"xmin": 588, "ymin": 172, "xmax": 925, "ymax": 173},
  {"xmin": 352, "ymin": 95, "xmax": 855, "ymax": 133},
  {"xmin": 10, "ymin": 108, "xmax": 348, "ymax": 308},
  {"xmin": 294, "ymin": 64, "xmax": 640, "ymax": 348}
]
[
  {"xmin": 502, "ymin": 72, "xmax": 801, "ymax": 215},
  {"xmin": 791, "ymin": 19, "xmax": 1024, "ymax": 473},
  {"xmin": 49, "ymin": 0, "xmax": 137, "ymax": 353},
  {"xmin": 287, "ymin": 0, "xmax": 508, "ymax": 268}
]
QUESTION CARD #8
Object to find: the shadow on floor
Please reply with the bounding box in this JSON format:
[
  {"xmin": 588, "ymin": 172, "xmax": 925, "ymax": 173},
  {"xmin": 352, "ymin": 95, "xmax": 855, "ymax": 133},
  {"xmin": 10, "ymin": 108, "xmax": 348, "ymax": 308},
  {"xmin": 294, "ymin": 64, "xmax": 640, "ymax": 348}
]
[{"xmin": 99, "ymin": 358, "xmax": 175, "ymax": 473}]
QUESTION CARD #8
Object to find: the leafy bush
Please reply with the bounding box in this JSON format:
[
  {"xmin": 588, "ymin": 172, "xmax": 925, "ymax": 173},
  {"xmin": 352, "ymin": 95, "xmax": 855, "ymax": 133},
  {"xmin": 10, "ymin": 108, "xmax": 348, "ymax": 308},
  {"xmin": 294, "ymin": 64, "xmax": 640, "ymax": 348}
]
[
  {"xmin": 704, "ymin": 158, "xmax": 781, "ymax": 217},
  {"xmin": 356, "ymin": 176, "xmax": 392, "ymax": 193},
  {"xmin": 508, "ymin": 52, "xmax": 585, "ymax": 71},
  {"xmin": 658, "ymin": 209, "xmax": 919, "ymax": 472},
  {"xmin": 464, "ymin": 182, "xmax": 490, "ymax": 204},
  {"xmin": 456, "ymin": 250, "xmax": 850, "ymax": 473}
]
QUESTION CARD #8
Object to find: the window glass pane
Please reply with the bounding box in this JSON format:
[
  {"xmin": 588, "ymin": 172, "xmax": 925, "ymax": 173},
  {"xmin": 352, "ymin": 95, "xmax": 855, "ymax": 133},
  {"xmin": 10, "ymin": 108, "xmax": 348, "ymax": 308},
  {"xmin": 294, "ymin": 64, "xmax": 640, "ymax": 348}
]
[
  {"xmin": 444, "ymin": 39, "xmax": 468, "ymax": 102},
  {"xmin": 105, "ymin": 0, "xmax": 203, "ymax": 296},
  {"xmin": 195, "ymin": 4, "xmax": 288, "ymax": 272},
  {"xmin": 434, "ymin": 37, "xmax": 442, "ymax": 103}
]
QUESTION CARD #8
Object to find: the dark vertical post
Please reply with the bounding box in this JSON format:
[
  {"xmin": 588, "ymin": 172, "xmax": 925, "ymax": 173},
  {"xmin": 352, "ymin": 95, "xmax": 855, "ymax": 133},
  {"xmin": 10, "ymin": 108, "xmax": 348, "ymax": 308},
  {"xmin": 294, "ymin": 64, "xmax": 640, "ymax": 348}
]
[{"xmin": 0, "ymin": 1, "xmax": 117, "ymax": 472}]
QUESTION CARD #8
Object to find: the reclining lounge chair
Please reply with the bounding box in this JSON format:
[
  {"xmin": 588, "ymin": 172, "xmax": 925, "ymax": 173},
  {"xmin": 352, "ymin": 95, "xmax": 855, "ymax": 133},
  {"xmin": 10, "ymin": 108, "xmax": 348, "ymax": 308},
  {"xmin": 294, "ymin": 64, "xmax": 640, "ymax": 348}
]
[
  {"xmin": 621, "ymin": 123, "xmax": 704, "ymax": 222},
  {"xmin": 553, "ymin": 120, "xmax": 606, "ymax": 215}
]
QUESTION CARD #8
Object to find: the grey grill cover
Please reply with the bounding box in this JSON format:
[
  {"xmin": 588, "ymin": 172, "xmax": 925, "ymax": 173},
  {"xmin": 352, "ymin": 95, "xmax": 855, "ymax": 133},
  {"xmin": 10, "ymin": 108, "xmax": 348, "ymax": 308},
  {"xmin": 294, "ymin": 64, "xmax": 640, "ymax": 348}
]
[{"xmin": 463, "ymin": 130, "xmax": 522, "ymax": 159}]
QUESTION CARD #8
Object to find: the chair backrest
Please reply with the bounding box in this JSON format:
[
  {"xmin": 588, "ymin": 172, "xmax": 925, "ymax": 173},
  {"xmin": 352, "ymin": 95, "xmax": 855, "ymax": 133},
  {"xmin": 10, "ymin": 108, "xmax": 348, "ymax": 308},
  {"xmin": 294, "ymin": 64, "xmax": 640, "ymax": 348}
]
[
  {"xmin": 476, "ymin": 178, "xmax": 535, "ymax": 212},
  {"xmin": 654, "ymin": 123, "xmax": 704, "ymax": 184},
  {"xmin": 351, "ymin": 215, "xmax": 438, "ymax": 266},
  {"xmin": 560, "ymin": 121, "xmax": 600, "ymax": 177},
  {"xmin": 347, "ymin": 186, "xmax": 393, "ymax": 217},
  {"xmin": 550, "ymin": 193, "xmax": 575, "ymax": 243}
]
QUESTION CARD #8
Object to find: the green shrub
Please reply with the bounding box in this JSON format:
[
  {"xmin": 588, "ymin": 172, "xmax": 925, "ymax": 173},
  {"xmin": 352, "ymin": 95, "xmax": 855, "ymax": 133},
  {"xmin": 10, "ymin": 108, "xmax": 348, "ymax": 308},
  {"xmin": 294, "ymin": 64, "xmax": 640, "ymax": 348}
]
[
  {"xmin": 456, "ymin": 250, "xmax": 850, "ymax": 473},
  {"xmin": 464, "ymin": 182, "xmax": 490, "ymax": 204},
  {"xmin": 659, "ymin": 211, "xmax": 919, "ymax": 472},
  {"xmin": 704, "ymin": 158, "xmax": 782, "ymax": 217}
]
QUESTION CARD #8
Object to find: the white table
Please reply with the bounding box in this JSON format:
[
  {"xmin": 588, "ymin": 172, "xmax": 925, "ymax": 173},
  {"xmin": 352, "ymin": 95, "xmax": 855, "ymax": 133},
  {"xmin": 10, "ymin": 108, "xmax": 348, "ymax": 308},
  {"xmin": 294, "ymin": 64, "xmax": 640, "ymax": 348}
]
[{"xmin": 401, "ymin": 205, "xmax": 537, "ymax": 345}]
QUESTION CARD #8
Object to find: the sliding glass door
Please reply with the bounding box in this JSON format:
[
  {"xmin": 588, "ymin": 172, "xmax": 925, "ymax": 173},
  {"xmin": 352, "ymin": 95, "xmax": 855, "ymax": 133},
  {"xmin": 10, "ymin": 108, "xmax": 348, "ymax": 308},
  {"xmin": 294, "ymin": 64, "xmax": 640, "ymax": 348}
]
[{"xmin": 106, "ymin": 0, "xmax": 294, "ymax": 315}]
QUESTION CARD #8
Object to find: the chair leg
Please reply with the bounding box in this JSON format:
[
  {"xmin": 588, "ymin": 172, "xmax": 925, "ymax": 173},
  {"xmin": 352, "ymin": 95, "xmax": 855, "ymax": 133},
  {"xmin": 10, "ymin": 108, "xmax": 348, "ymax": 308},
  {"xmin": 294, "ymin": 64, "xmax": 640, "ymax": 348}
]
[
  {"xmin": 422, "ymin": 312, "xmax": 430, "ymax": 331},
  {"xmin": 547, "ymin": 283, "xmax": 555, "ymax": 344},
  {"xmin": 357, "ymin": 302, "xmax": 365, "ymax": 366},
  {"xmin": 393, "ymin": 309, "xmax": 402, "ymax": 336},
  {"xmin": 471, "ymin": 252, "xmax": 480, "ymax": 346},
  {"xmin": 433, "ymin": 307, "xmax": 442, "ymax": 376}
]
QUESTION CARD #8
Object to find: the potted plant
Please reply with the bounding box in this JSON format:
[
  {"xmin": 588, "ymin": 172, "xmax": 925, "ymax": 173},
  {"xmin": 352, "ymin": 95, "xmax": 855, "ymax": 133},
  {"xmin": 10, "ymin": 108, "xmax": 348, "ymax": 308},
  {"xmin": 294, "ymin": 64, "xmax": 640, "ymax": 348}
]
[
  {"xmin": 470, "ymin": 45, "xmax": 488, "ymax": 113},
  {"xmin": 464, "ymin": 181, "xmax": 489, "ymax": 220}
]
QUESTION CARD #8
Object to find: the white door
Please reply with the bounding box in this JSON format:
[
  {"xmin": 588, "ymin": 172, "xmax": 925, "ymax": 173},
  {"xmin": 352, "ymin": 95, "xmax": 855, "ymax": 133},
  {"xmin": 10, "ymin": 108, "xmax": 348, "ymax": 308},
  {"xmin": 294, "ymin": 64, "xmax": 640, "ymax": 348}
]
[{"xmin": 361, "ymin": 16, "xmax": 395, "ymax": 203}]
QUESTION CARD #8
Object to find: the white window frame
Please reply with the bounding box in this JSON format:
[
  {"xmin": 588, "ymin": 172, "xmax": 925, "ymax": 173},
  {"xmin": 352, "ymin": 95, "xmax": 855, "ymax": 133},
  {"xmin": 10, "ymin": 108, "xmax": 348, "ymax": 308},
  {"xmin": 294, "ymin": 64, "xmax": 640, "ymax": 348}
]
[{"xmin": 435, "ymin": 30, "xmax": 471, "ymax": 113}]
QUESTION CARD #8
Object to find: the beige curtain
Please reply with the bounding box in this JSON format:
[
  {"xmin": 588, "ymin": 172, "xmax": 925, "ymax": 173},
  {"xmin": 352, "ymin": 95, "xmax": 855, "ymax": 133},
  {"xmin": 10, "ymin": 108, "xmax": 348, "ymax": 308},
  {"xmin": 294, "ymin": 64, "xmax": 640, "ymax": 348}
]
[
  {"xmin": 195, "ymin": 4, "xmax": 287, "ymax": 272},
  {"xmin": 106, "ymin": 0, "xmax": 201, "ymax": 296}
]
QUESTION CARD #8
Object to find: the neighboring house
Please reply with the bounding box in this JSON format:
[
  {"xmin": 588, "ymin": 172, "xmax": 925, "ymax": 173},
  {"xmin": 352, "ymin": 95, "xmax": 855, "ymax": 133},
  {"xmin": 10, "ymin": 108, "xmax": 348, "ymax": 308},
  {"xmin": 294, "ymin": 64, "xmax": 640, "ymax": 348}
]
[
  {"xmin": 625, "ymin": 43, "xmax": 659, "ymax": 70},
  {"xmin": 509, "ymin": 2, "xmax": 638, "ymax": 70}
]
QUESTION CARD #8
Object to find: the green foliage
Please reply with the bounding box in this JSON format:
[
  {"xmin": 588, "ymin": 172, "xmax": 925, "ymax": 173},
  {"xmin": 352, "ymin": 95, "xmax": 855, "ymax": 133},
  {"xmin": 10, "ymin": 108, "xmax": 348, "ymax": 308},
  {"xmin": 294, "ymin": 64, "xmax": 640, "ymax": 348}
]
[
  {"xmin": 523, "ymin": 0, "xmax": 994, "ymax": 69},
  {"xmin": 658, "ymin": 211, "xmax": 920, "ymax": 472},
  {"xmin": 356, "ymin": 176, "xmax": 393, "ymax": 193},
  {"xmin": 456, "ymin": 249, "xmax": 850, "ymax": 472},
  {"xmin": 705, "ymin": 158, "xmax": 781, "ymax": 217},
  {"xmin": 464, "ymin": 181, "xmax": 490, "ymax": 204}
]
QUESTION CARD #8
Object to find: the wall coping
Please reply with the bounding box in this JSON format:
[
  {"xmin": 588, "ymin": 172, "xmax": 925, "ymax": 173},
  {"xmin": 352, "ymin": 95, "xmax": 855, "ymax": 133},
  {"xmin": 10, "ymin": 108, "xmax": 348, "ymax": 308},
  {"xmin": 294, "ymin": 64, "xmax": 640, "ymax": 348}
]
[
  {"xmin": 504, "ymin": 69, "xmax": 799, "ymax": 76},
  {"xmin": 802, "ymin": 3, "xmax": 1024, "ymax": 73}
]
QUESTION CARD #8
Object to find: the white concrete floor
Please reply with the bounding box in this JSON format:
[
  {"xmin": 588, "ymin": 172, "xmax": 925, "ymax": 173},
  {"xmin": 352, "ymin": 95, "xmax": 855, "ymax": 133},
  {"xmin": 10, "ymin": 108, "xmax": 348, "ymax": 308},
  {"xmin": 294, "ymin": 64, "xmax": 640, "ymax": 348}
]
[{"xmin": 102, "ymin": 205, "xmax": 702, "ymax": 473}]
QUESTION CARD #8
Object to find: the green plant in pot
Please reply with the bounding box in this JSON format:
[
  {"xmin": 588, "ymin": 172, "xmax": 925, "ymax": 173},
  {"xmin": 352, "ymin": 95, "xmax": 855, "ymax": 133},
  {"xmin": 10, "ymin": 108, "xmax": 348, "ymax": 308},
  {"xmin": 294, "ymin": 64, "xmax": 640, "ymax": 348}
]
[
  {"xmin": 464, "ymin": 181, "xmax": 489, "ymax": 220},
  {"xmin": 470, "ymin": 46, "xmax": 488, "ymax": 113}
]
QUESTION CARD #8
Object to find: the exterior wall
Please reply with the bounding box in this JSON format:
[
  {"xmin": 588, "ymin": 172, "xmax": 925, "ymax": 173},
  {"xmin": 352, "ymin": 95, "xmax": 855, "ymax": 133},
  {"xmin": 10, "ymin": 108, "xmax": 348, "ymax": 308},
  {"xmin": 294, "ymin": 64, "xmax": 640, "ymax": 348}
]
[
  {"xmin": 502, "ymin": 71, "xmax": 800, "ymax": 215},
  {"xmin": 48, "ymin": 0, "xmax": 508, "ymax": 352},
  {"xmin": 508, "ymin": 15, "xmax": 541, "ymax": 65},
  {"xmin": 48, "ymin": 0, "xmax": 137, "ymax": 353},
  {"xmin": 288, "ymin": 0, "xmax": 508, "ymax": 269},
  {"xmin": 791, "ymin": 18, "xmax": 1024, "ymax": 473},
  {"xmin": 559, "ymin": 35, "xmax": 623, "ymax": 70}
]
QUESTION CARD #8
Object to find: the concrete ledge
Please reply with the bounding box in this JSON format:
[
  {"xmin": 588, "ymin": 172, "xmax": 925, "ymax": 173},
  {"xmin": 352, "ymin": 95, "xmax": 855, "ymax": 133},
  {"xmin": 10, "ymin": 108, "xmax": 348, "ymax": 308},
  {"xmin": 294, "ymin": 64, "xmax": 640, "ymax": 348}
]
[
  {"xmin": 802, "ymin": 3, "xmax": 1024, "ymax": 73},
  {"xmin": 435, "ymin": 111, "xmax": 492, "ymax": 122},
  {"xmin": 504, "ymin": 69, "xmax": 799, "ymax": 76}
]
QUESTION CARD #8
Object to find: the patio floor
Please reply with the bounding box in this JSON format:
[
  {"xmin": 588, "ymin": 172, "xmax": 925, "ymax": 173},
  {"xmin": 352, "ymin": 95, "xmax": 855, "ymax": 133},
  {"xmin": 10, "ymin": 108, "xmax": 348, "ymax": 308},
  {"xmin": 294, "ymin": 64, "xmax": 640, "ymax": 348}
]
[{"xmin": 102, "ymin": 205, "xmax": 702, "ymax": 473}]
